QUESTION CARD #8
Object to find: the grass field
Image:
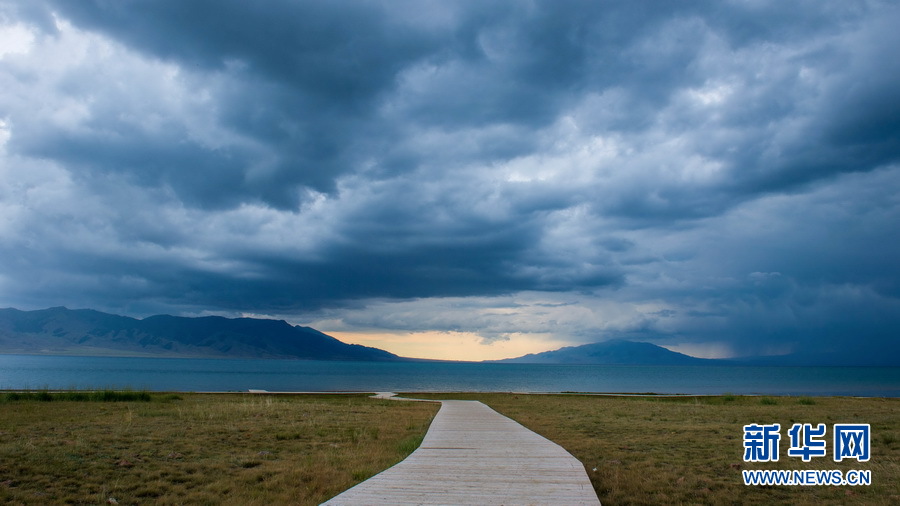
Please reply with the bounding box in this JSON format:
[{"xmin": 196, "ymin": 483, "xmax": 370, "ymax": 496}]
[
  {"xmin": 412, "ymin": 393, "xmax": 900, "ymax": 505},
  {"xmin": 0, "ymin": 392, "xmax": 438, "ymax": 505},
  {"xmin": 1, "ymin": 392, "xmax": 897, "ymax": 505}
]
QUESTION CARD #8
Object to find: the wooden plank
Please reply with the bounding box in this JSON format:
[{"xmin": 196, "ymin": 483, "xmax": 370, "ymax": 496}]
[{"xmin": 322, "ymin": 395, "xmax": 600, "ymax": 505}]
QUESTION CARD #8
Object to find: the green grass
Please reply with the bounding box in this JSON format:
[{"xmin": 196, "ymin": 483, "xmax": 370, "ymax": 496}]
[
  {"xmin": 0, "ymin": 392, "xmax": 438, "ymax": 505},
  {"xmin": 398, "ymin": 433, "xmax": 425, "ymax": 454},
  {"xmin": 409, "ymin": 393, "xmax": 900, "ymax": 505},
  {"xmin": 3, "ymin": 390, "xmax": 897, "ymax": 505}
]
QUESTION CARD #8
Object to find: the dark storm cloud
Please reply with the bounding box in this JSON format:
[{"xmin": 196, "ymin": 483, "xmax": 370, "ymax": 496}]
[
  {"xmin": 17, "ymin": 0, "xmax": 898, "ymax": 210},
  {"xmin": 2, "ymin": 0, "xmax": 899, "ymax": 359},
  {"xmin": 45, "ymin": 0, "xmax": 432, "ymax": 100},
  {"xmin": 614, "ymin": 165, "xmax": 900, "ymax": 357},
  {"xmin": 9, "ymin": 0, "xmax": 447, "ymax": 208}
]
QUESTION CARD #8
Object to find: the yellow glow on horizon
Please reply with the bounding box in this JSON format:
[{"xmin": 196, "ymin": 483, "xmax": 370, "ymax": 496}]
[{"xmin": 326, "ymin": 330, "xmax": 572, "ymax": 361}]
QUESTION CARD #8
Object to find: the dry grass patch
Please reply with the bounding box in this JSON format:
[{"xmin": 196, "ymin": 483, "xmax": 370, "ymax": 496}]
[
  {"xmin": 411, "ymin": 393, "xmax": 900, "ymax": 505},
  {"xmin": 0, "ymin": 392, "xmax": 438, "ymax": 505}
]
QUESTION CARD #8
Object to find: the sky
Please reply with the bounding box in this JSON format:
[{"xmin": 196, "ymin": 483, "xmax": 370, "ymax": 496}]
[{"xmin": 1, "ymin": 0, "xmax": 899, "ymax": 361}]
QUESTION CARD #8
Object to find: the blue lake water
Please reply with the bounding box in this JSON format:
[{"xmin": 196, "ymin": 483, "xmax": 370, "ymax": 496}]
[{"xmin": 1, "ymin": 354, "xmax": 899, "ymax": 396}]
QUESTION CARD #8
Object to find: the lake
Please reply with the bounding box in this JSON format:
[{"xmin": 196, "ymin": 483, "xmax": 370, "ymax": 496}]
[{"xmin": 1, "ymin": 354, "xmax": 899, "ymax": 396}]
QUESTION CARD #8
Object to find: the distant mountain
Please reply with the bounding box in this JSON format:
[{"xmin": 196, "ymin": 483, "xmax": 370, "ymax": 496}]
[
  {"xmin": 492, "ymin": 339, "xmax": 713, "ymax": 365},
  {"xmin": 0, "ymin": 307, "xmax": 403, "ymax": 361},
  {"xmin": 494, "ymin": 339, "xmax": 900, "ymax": 367}
]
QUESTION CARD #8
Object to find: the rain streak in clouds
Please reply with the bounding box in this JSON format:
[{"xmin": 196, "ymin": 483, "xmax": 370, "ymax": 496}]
[{"xmin": 1, "ymin": 0, "xmax": 899, "ymax": 360}]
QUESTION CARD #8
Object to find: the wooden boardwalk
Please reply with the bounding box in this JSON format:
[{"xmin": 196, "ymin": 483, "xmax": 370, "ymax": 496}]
[{"xmin": 322, "ymin": 394, "xmax": 600, "ymax": 505}]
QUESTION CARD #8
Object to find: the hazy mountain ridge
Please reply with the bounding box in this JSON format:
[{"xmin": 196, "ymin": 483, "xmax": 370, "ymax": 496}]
[
  {"xmin": 0, "ymin": 307, "xmax": 402, "ymax": 361},
  {"xmin": 492, "ymin": 339, "xmax": 898, "ymax": 366},
  {"xmin": 491, "ymin": 339, "xmax": 714, "ymax": 365}
]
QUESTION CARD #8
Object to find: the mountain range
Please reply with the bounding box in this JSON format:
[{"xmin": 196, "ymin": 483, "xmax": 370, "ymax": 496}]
[
  {"xmin": 493, "ymin": 339, "xmax": 897, "ymax": 367},
  {"xmin": 1, "ymin": 308, "xmax": 893, "ymax": 366},
  {"xmin": 0, "ymin": 307, "xmax": 401, "ymax": 361},
  {"xmin": 491, "ymin": 339, "xmax": 713, "ymax": 365}
]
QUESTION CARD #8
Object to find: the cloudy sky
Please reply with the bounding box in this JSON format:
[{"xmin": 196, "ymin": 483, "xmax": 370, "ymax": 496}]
[{"xmin": 1, "ymin": 0, "xmax": 899, "ymax": 360}]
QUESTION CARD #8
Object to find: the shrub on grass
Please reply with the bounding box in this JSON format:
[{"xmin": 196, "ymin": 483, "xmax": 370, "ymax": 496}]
[{"xmin": 0, "ymin": 389, "xmax": 152, "ymax": 402}]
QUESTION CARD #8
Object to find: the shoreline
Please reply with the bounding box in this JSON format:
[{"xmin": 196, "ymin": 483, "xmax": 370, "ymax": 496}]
[{"xmin": 2, "ymin": 388, "xmax": 896, "ymax": 399}]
